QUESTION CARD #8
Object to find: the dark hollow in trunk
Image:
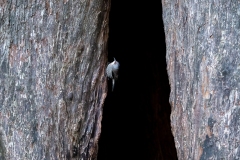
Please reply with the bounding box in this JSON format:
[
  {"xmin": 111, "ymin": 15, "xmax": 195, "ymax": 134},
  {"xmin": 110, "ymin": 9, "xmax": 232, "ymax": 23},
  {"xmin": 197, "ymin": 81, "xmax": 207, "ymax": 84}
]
[{"xmin": 98, "ymin": 1, "xmax": 178, "ymax": 160}]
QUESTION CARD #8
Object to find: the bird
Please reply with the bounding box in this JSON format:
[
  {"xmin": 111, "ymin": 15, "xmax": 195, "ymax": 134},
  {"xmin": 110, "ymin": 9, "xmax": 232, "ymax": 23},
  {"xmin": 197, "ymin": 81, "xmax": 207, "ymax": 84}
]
[{"xmin": 106, "ymin": 57, "xmax": 120, "ymax": 91}]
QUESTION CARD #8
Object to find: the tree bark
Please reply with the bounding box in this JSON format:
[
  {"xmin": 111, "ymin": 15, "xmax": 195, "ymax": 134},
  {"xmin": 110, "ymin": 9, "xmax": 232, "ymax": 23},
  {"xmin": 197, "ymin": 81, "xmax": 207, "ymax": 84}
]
[
  {"xmin": 0, "ymin": 0, "xmax": 109, "ymax": 159},
  {"xmin": 162, "ymin": 0, "xmax": 240, "ymax": 159}
]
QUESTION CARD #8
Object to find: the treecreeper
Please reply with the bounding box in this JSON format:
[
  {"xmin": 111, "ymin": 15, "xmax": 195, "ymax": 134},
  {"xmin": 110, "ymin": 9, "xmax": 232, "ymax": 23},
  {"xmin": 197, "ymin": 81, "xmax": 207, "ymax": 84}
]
[{"xmin": 106, "ymin": 57, "xmax": 120, "ymax": 91}]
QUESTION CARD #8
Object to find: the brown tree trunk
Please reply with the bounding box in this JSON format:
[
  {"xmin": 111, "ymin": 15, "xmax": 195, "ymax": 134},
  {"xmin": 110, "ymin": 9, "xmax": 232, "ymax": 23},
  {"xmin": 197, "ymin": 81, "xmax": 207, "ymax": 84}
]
[
  {"xmin": 162, "ymin": 0, "xmax": 240, "ymax": 159},
  {"xmin": 0, "ymin": 0, "xmax": 109, "ymax": 159}
]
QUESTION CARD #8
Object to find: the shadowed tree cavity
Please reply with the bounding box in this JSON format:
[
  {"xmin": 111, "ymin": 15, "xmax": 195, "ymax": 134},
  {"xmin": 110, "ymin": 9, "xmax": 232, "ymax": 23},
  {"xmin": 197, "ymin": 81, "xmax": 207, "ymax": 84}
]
[{"xmin": 98, "ymin": 1, "xmax": 177, "ymax": 160}]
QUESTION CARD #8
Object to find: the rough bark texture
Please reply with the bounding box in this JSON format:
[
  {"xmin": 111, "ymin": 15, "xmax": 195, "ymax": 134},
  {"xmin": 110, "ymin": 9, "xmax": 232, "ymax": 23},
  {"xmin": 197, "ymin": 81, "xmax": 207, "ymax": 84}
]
[
  {"xmin": 162, "ymin": 0, "xmax": 240, "ymax": 159},
  {"xmin": 0, "ymin": 0, "xmax": 109, "ymax": 159}
]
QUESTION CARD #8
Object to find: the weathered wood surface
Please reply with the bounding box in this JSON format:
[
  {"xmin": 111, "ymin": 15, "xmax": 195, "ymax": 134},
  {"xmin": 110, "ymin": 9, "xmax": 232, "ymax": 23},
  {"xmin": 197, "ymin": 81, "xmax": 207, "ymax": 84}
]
[
  {"xmin": 0, "ymin": 0, "xmax": 110, "ymax": 159},
  {"xmin": 162, "ymin": 0, "xmax": 240, "ymax": 159}
]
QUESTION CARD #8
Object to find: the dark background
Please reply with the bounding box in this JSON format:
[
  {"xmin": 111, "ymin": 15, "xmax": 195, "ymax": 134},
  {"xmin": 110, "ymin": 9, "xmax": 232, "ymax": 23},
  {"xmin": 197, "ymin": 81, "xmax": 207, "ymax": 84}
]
[{"xmin": 98, "ymin": 1, "xmax": 177, "ymax": 160}]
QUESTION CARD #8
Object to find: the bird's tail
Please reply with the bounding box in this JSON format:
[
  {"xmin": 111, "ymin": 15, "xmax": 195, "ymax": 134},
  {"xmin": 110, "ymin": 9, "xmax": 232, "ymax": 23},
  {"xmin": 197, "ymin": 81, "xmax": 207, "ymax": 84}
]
[{"xmin": 112, "ymin": 79, "xmax": 115, "ymax": 91}]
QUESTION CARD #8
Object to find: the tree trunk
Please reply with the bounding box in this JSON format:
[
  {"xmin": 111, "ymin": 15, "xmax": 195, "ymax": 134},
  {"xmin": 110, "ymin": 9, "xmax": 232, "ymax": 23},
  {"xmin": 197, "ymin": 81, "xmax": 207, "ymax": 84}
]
[
  {"xmin": 0, "ymin": 0, "xmax": 109, "ymax": 159},
  {"xmin": 162, "ymin": 0, "xmax": 240, "ymax": 159}
]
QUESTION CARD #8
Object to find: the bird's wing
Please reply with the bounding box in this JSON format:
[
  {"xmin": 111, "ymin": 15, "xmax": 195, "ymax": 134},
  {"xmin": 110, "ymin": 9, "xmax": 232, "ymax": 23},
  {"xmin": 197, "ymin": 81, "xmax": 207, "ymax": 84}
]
[
  {"xmin": 112, "ymin": 69, "xmax": 118, "ymax": 79},
  {"xmin": 106, "ymin": 64, "xmax": 113, "ymax": 78}
]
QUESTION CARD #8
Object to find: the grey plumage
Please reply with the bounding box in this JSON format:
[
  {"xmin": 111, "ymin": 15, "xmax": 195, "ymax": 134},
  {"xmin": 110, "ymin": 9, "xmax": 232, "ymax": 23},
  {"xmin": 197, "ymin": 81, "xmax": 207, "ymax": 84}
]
[{"xmin": 106, "ymin": 57, "xmax": 120, "ymax": 91}]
